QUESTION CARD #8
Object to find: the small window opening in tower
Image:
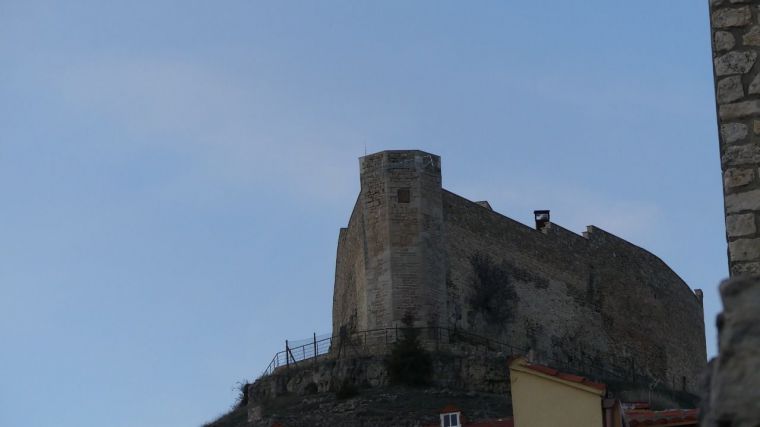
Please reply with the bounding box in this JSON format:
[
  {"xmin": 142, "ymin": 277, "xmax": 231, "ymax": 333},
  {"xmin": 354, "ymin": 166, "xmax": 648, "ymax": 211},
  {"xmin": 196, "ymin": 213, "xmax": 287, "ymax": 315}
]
[{"xmin": 397, "ymin": 188, "xmax": 410, "ymax": 203}]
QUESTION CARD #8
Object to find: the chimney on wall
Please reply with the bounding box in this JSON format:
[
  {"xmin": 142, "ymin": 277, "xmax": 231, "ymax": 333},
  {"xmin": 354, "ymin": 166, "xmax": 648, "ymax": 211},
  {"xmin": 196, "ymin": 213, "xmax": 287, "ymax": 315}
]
[{"xmin": 534, "ymin": 210, "xmax": 550, "ymax": 230}]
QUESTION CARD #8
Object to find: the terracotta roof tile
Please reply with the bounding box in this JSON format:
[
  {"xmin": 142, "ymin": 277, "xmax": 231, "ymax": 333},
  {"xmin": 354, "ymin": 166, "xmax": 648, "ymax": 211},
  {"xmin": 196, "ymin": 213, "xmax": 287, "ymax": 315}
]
[
  {"xmin": 523, "ymin": 363, "xmax": 606, "ymax": 391},
  {"xmin": 626, "ymin": 408, "xmax": 699, "ymax": 426},
  {"xmin": 624, "ymin": 402, "xmax": 651, "ymax": 410},
  {"xmin": 467, "ymin": 419, "xmax": 514, "ymax": 427},
  {"xmin": 440, "ymin": 404, "xmax": 461, "ymax": 413}
]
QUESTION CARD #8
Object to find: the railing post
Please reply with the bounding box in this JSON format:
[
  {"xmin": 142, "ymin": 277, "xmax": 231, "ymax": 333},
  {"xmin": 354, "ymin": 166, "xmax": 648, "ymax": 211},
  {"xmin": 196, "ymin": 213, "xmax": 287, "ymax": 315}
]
[
  {"xmin": 285, "ymin": 340, "xmax": 290, "ymax": 370},
  {"xmin": 313, "ymin": 332, "xmax": 317, "ymax": 365}
]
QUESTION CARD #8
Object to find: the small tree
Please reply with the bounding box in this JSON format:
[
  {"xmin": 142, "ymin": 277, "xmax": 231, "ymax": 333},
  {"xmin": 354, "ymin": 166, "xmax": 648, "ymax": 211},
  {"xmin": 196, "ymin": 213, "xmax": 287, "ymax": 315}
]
[{"xmin": 384, "ymin": 313, "xmax": 432, "ymax": 386}]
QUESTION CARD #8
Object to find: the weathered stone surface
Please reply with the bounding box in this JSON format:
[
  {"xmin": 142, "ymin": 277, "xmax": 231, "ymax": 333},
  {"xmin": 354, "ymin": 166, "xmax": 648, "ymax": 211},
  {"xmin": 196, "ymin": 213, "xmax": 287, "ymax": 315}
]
[
  {"xmin": 714, "ymin": 51, "xmax": 757, "ymax": 76},
  {"xmin": 701, "ymin": 276, "xmax": 760, "ymax": 427},
  {"xmin": 717, "ymin": 75, "xmax": 745, "ymax": 104},
  {"xmin": 743, "ymin": 25, "xmax": 760, "ymax": 46},
  {"xmin": 720, "ymin": 100, "xmax": 760, "ymax": 119},
  {"xmin": 711, "ymin": 0, "xmax": 760, "ymax": 275},
  {"xmin": 726, "ymin": 213, "xmax": 757, "ymax": 237},
  {"xmin": 722, "ymin": 144, "xmax": 760, "ymax": 166},
  {"xmin": 726, "ymin": 189, "xmax": 760, "ymax": 213},
  {"xmin": 724, "ymin": 168, "xmax": 755, "ymax": 188},
  {"xmin": 712, "ymin": 6, "xmax": 752, "ymax": 28},
  {"xmin": 715, "ymin": 31, "xmax": 736, "ymax": 51},
  {"xmin": 729, "ymin": 238, "xmax": 760, "ymax": 261},
  {"xmin": 732, "ymin": 262, "xmax": 760, "ymax": 275},
  {"xmin": 721, "ymin": 122, "xmax": 749, "ymax": 143},
  {"xmin": 247, "ymin": 380, "xmax": 512, "ymax": 427},
  {"xmin": 747, "ymin": 72, "xmax": 760, "ymax": 94}
]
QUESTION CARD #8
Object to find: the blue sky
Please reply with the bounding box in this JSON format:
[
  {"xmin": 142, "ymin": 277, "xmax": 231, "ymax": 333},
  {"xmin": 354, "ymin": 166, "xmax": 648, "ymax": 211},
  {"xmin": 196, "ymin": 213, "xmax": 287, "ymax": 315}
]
[{"xmin": 0, "ymin": 1, "xmax": 725, "ymax": 426}]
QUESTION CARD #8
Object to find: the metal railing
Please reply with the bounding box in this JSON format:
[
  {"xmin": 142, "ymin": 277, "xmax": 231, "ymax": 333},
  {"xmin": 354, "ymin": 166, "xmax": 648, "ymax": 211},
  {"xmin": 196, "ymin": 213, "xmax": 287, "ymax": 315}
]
[
  {"xmin": 260, "ymin": 326, "xmax": 692, "ymax": 400},
  {"xmin": 262, "ymin": 333, "xmax": 333, "ymax": 376}
]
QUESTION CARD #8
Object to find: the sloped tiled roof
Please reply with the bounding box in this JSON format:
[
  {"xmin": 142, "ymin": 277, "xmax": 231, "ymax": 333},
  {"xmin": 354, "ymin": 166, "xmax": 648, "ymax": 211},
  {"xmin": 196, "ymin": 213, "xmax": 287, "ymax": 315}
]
[
  {"xmin": 467, "ymin": 419, "xmax": 514, "ymax": 427},
  {"xmin": 625, "ymin": 408, "xmax": 699, "ymax": 426},
  {"xmin": 439, "ymin": 404, "xmax": 462, "ymax": 413},
  {"xmin": 521, "ymin": 362, "xmax": 607, "ymax": 391}
]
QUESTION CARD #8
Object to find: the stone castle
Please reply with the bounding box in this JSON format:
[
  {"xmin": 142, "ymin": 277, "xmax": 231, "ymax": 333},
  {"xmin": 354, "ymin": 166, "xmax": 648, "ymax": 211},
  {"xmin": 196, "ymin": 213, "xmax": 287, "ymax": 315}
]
[
  {"xmin": 332, "ymin": 149, "xmax": 706, "ymax": 395},
  {"xmin": 210, "ymin": 3, "xmax": 760, "ymax": 424}
]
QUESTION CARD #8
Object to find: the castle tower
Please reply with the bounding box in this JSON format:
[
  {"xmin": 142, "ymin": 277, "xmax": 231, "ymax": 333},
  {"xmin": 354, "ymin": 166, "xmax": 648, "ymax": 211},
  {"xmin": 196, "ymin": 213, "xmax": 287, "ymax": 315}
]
[
  {"xmin": 333, "ymin": 150, "xmax": 448, "ymax": 334},
  {"xmin": 359, "ymin": 150, "xmax": 447, "ymax": 330}
]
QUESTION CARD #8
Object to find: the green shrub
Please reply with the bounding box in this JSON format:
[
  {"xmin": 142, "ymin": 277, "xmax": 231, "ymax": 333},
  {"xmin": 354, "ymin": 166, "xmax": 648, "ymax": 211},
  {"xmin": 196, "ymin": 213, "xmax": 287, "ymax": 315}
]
[{"xmin": 384, "ymin": 313, "xmax": 432, "ymax": 386}]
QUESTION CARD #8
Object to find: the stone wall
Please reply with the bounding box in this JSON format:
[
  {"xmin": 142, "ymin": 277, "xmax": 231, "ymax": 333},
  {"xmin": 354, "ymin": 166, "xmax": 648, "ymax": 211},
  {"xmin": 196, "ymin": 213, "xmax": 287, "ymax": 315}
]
[
  {"xmin": 709, "ymin": 0, "xmax": 760, "ymax": 276},
  {"xmin": 249, "ymin": 349, "xmax": 511, "ymax": 403},
  {"xmin": 701, "ymin": 3, "xmax": 760, "ymax": 424},
  {"xmin": 331, "ymin": 196, "xmax": 366, "ymax": 337},
  {"xmin": 442, "ymin": 191, "xmax": 706, "ymax": 395},
  {"xmin": 700, "ymin": 275, "xmax": 760, "ymax": 426}
]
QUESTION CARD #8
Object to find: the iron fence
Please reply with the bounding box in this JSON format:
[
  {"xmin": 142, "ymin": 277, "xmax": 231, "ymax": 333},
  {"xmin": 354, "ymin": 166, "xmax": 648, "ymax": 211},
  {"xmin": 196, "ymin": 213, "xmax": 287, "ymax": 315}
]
[{"xmin": 260, "ymin": 326, "xmax": 648, "ymax": 389}]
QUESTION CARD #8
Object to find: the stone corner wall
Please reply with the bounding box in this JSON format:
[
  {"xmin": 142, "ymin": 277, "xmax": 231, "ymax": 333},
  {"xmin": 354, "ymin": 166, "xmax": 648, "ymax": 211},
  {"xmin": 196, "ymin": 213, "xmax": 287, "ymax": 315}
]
[{"xmin": 709, "ymin": 0, "xmax": 760, "ymax": 276}]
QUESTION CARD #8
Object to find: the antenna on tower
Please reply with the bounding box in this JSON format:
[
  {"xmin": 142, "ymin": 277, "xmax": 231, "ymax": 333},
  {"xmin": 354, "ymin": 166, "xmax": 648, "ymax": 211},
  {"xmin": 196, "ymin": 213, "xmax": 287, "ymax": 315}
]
[{"xmin": 364, "ymin": 141, "xmax": 367, "ymax": 156}]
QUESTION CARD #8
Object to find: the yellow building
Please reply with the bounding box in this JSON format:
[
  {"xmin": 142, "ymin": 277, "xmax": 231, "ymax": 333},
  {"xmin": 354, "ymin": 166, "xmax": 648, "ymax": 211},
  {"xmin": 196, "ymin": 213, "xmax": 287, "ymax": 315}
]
[{"xmin": 509, "ymin": 357, "xmax": 607, "ymax": 427}]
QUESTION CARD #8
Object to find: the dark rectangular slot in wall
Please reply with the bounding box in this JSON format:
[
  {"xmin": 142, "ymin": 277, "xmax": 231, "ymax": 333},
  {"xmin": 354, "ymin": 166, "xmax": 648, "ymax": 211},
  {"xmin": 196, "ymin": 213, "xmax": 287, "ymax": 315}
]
[{"xmin": 397, "ymin": 188, "xmax": 410, "ymax": 203}]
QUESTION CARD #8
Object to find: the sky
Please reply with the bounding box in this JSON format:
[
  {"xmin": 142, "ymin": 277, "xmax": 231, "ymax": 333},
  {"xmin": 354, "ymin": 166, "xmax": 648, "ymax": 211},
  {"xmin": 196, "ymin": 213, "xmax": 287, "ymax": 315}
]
[{"xmin": 0, "ymin": 1, "xmax": 726, "ymax": 426}]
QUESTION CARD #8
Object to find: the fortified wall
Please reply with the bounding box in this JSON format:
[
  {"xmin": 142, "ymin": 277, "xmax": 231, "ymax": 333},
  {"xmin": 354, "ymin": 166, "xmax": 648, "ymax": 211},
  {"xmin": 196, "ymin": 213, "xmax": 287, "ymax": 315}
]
[{"xmin": 332, "ymin": 150, "xmax": 706, "ymax": 395}]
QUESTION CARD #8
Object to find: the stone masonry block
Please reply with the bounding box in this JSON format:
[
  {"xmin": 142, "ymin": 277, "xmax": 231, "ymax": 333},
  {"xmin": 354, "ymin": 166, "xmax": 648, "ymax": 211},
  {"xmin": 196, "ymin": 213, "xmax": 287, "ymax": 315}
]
[
  {"xmin": 715, "ymin": 31, "xmax": 736, "ymax": 51},
  {"xmin": 712, "ymin": 6, "xmax": 752, "ymax": 28},
  {"xmin": 729, "ymin": 237, "xmax": 760, "ymax": 261},
  {"xmin": 744, "ymin": 25, "xmax": 760, "ymax": 46},
  {"xmin": 726, "ymin": 213, "xmax": 757, "ymax": 237},
  {"xmin": 731, "ymin": 262, "xmax": 760, "ymax": 275},
  {"xmin": 722, "ymin": 144, "xmax": 760, "ymax": 166},
  {"xmin": 718, "ymin": 76, "xmax": 745, "ymax": 104},
  {"xmin": 721, "ymin": 122, "xmax": 749, "ymax": 143},
  {"xmin": 724, "ymin": 168, "xmax": 755, "ymax": 188},
  {"xmin": 754, "ymin": 120, "xmax": 760, "ymax": 134},
  {"xmin": 725, "ymin": 189, "xmax": 760, "ymax": 213},
  {"xmin": 714, "ymin": 51, "xmax": 757, "ymax": 76},
  {"xmin": 748, "ymin": 73, "xmax": 760, "ymax": 95},
  {"xmin": 720, "ymin": 100, "xmax": 760, "ymax": 119}
]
